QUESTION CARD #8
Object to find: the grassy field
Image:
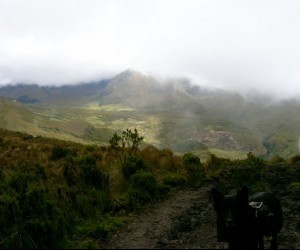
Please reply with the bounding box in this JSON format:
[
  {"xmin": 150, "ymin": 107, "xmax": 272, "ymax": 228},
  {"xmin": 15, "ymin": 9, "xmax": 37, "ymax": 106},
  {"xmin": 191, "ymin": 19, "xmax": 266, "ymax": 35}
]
[{"xmin": 2, "ymin": 92, "xmax": 300, "ymax": 160}]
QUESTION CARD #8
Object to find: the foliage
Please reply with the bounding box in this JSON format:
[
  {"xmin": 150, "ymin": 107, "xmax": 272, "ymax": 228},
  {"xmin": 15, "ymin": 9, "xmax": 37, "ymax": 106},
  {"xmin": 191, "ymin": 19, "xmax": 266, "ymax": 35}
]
[
  {"xmin": 3, "ymin": 127, "xmax": 300, "ymax": 248},
  {"xmin": 0, "ymin": 169, "xmax": 65, "ymax": 249},
  {"xmin": 182, "ymin": 153, "xmax": 201, "ymax": 167},
  {"xmin": 288, "ymin": 182, "xmax": 300, "ymax": 200},
  {"xmin": 212, "ymin": 152, "xmax": 267, "ymax": 193},
  {"xmin": 75, "ymin": 217, "xmax": 123, "ymax": 244},
  {"xmin": 162, "ymin": 172, "xmax": 186, "ymax": 187},
  {"xmin": 63, "ymin": 155, "xmax": 80, "ymax": 186},
  {"xmin": 109, "ymin": 128, "xmax": 144, "ymax": 162},
  {"xmin": 267, "ymin": 154, "xmax": 286, "ymax": 165},
  {"xmin": 78, "ymin": 155, "xmax": 109, "ymax": 190},
  {"xmin": 205, "ymin": 154, "xmax": 231, "ymax": 177},
  {"xmin": 182, "ymin": 153, "xmax": 205, "ymax": 187},
  {"xmin": 51, "ymin": 145, "xmax": 75, "ymax": 160},
  {"xmin": 122, "ymin": 156, "xmax": 148, "ymax": 180},
  {"xmin": 128, "ymin": 170, "xmax": 158, "ymax": 208},
  {"xmin": 0, "ymin": 128, "xmax": 186, "ymax": 248},
  {"xmin": 287, "ymin": 154, "xmax": 300, "ymax": 165},
  {"xmin": 130, "ymin": 170, "xmax": 157, "ymax": 196}
]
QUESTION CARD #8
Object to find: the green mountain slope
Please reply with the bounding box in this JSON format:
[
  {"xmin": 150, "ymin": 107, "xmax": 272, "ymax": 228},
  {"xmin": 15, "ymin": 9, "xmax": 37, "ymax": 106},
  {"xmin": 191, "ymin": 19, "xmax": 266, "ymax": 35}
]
[{"xmin": 1, "ymin": 70, "xmax": 300, "ymax": 159}]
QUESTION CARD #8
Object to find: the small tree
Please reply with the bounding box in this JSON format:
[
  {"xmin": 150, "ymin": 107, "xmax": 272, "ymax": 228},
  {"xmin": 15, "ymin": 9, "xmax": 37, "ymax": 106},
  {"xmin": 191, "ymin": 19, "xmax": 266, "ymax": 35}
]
[{"xmin": 109, "ymin": 128, "xmax": 144, "ymax": 163}]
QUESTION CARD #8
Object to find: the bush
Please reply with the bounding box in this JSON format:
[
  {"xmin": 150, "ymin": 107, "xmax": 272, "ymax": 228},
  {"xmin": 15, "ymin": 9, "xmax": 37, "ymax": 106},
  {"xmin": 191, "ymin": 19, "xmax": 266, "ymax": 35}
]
[
  {"xmin": 76, "ymin": 217, "xmax": 123, "ymax": 241},
  {"xmin": 76, "ymin": 194, "xmax": 93, "ymax": 217},
  {"xmin": 222, "ymin": 164, "xmax": 266, "ymax": 193},
  {"xmin": 85, "ymin": 144, "xmax": 98, "ymax": 152},
  {"xmin": 130, "ymin": 170, "xmax": 157, "ymax": 196},
  {"xmin": 288, "ymin": 182, "xmax": 300, "ymax": 200},
  {"xmin": 162, "ymin": 173, "xmax": 186, "ymax": 187},
  {"xmin": 122, "ymin": 156, "xmax": 148, "ymax": 180},
  {"xmin": 35, "ymin": 163, "xmax": 47, "ymax": 180},
  {"xmin": 90, "ymin": 189, "xmax": 112, "ymax": 214},
  {"xmin": 288, "ymin": 155, "xmax": 300, "ymax": 165},
  {"xmin": 51, "ymin": 145, "xmax": 74, "ymax": 160},
  {"xmin": 128, "ymin": 188, "xmax": 152, "ymax": 208},
  {"xmin": 205, "ymin": 154, "xmax": 231, "ymax": 177},
  {"xmin": 63, "ymin": 155, "xmax": 80, "ymax": 186},
  {"xmin": 268, "ymin": 155, "xmax": 286, "ymax": 165},
  {"xmin": 0, "ymin": 184, "xmax": 66, "ymax": 249},
  {"xmin": 182, "ymin": 153, "xmax": 201, "ymax": 168},
  {"xmin": 79, "ymin": 156, "xmax": 109, "ymax": 190},
  {"xmin": 182, "ymin": 153, "xmax": 205, "ymax": 187},
  {"xmin": 128, "ymin": 170, "xmax": 158, "ymax": 208}
]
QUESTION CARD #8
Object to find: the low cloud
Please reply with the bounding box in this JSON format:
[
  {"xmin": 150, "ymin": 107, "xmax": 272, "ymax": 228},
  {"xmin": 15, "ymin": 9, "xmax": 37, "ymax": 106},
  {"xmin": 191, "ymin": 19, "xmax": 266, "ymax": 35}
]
[{"xmin": 0, "ymin": 0, "xmax": 300, "ymax": 98}]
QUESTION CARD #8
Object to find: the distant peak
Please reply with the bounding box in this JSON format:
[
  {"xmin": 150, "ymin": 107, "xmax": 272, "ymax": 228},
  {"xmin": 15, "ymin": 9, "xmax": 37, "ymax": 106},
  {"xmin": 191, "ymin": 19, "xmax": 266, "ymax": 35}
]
[
  {"xmin": 123, "ymin": 68, "xmax": 142, "ymax": 75},
  {"xmin": 112, "ymin": 69, "xmax": 145, "ymax": 81}
]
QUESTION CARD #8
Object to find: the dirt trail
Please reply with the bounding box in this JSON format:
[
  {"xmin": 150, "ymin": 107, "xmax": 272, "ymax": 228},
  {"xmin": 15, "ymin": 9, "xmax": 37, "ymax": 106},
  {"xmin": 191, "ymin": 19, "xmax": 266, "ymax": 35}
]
[
  {"xmin": 102, "ymin": 183, "xmax": 226, "ymax": 249},
  {"xmin": 101, "ymin": 180, "xmax": 300, "ymax": 249}
]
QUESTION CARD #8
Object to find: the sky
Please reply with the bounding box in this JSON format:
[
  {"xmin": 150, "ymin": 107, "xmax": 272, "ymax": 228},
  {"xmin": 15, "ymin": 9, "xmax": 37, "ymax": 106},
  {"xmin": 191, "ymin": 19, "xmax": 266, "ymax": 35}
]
[{"xmin": 0, "ymin": 0, "xmax": 300, "ymax": 98}]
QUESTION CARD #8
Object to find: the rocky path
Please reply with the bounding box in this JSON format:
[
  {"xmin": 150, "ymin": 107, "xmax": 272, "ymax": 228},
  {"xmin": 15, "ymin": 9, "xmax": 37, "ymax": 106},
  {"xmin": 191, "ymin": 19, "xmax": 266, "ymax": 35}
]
[
  {"xmin": 102, "ymin": 183, "xmax": 226, "ymax": 249},
  {"xmin": 101, "ymin": 181, "xmax": 300, "ymax": 249}
]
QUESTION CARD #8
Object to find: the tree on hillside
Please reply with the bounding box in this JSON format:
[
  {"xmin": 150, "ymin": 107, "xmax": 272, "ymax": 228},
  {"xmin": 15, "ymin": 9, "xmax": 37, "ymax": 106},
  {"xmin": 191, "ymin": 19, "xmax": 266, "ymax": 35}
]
[{"xmin": 109, "ymin": 128, "xmax": 144, "ymax": 163}]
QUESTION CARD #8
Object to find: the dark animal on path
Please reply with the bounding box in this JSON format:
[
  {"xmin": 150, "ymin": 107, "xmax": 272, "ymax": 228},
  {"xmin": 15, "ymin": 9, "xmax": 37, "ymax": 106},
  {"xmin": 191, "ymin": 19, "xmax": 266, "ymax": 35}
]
[{"xmin": 211, "ymin": 186, "xmax": 283, "ymax": 249}]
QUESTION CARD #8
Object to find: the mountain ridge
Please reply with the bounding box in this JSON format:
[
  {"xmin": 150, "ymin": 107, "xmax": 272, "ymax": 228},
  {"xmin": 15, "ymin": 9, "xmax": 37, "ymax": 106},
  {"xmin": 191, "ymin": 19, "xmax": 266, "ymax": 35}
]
[{"xmin": 0, "ymin": 70, "xmax": 300, "ymax": 159}]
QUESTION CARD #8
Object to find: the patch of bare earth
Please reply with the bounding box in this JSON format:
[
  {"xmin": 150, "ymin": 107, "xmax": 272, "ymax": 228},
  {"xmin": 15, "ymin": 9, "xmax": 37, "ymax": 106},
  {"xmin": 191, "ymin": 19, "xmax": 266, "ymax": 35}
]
[
  {"xmin": 101, "ymin": 183, "xmax": 227, "ymax": 249},
  {"xmin": 101, "ymin": 181, "xmax": 300, "ymax": 249}
]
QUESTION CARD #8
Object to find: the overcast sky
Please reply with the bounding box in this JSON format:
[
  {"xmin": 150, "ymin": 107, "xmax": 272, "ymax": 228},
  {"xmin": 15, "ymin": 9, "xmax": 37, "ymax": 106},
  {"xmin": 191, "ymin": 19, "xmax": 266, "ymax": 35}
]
[{"xmin": 0, "ymin": 0, "xmax": 300, "ymax": 98}]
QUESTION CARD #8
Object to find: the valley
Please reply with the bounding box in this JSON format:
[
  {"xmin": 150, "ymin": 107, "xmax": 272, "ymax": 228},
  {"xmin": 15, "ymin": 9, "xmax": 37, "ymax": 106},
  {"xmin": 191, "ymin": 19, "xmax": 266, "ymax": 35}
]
[{"xmin": 1, "ymin": 70, "xmax": 300, "ymax": 160}]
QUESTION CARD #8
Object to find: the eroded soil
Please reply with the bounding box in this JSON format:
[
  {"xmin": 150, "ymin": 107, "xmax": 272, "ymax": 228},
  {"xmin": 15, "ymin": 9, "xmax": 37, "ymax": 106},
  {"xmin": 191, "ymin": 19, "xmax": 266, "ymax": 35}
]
[{"xmin": 101, "ymin": 180, "xmax": 300, "ymax": 249}]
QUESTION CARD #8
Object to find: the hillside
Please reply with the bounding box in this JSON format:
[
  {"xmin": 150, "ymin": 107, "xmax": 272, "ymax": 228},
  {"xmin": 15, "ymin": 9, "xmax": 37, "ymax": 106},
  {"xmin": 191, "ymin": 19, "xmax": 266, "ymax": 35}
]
[
  {"xmin": 1, "ymin": 70, "xmax": 300, "ymax": 159},
  {"xmin": 0, "ymin": 128, "xmax": 187, "ymax": 248},
  {"xmin": 0, "ymin": 79, "xmax": 108, "ymax": 107},
  {"xmin": 0, "ymin": 128, "xmax": 299, "ymax": 249},
  {"xmin": 0, "ymin": 97, "xmax": 97, "ymax": 144}
]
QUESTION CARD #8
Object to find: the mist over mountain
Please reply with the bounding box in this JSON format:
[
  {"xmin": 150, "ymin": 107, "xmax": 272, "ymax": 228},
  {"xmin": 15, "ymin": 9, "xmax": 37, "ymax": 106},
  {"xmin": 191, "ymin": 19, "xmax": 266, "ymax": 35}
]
[{"xmin": 1, "ymin": 69, "xmax": 300, "ymax": 159}]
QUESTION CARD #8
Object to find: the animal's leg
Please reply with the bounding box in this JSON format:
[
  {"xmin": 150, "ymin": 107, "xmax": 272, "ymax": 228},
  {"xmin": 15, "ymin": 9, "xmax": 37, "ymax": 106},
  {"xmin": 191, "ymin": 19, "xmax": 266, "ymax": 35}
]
[{"xmin": 270, "ymin": 233, "xmax": 278, "ymax": 249}]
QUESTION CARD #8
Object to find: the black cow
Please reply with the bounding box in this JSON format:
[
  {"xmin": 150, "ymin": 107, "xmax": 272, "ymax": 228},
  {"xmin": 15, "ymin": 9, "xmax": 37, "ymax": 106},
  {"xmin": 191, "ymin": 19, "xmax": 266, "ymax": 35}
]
[{"xmin": 211, "ymin": 186, "xmax": 283, "ymax": 249}]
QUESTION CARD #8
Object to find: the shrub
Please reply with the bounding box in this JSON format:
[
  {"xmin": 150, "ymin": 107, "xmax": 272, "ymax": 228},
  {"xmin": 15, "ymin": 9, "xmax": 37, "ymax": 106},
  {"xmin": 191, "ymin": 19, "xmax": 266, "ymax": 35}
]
[
  {"xmin": 128, "ymin": 188, "xmax": 152, "ymax": 208},
  {"xmin": 288, "ymin": 182, "xmax": 300, "ymax": 200},
  {"xmin": 9, "ymin": 162, "xmax": 35, "ymax": 194},
  {"xmin": 182, "ymin": 153, "xmax": 205, "ymax": 187},
  {"xmin": 79, "ymin": 156, "xmax": 109, "ymax": 190},
  {"xmin": 76, "ymin": 217, "xmax": 123, "ymax": 241},
  {"xmin": 162, "ymin": 172, "xmax": 186, "ymax": 187},
  {"xmin": 288, "ymin": 155, "xmax": 300, "ymax": 165},
  {"xmin": 130, "ymin": 170, "xmax": 157, "ymax": 196},
  {"xmin": 128, "ymin": 170, "xmax": 158, "ymax": 208},
  {"xmin": 35, "ymin": 163, "xmax": 47, "ymax": 180},
  {"xmin": 76, "ymin": 194, "xmax": 93, "ymax": 217},
  {"xmin": 223, "ymin": 164, "xmax": 266, "ymax": 193},
  {"xmin": 51, "ymin": 145, "xmax": 73, "ymax": 160},
  {"xmin": 0, "ymin": 184, "xmax": 66, "ymax": 249},
  {"xmin": 205, "ymin": 154, "xmax": 231, "ymax": 177},
  {"xmin": 21, "ymin": 186, "xmax": 65, "ymax": 248},
  {"xmin": 63, "ymin": 155, "xmax": 80, "ymax": 186},
  {"xmin": 122, "ymin": 156, "xmax": 148, "ymax": 180},
  {"xmin": 109, "ymin": 128, "xmax": 144, "ymax": 162},
  {"xmin": 85, "ymin": 144, "xmax": 97, "ymax": 152},
  {"xmin": 268, "ymin": 155, "xmax": 286, "ymax": 165},
  {"xmin": 155, "ymin": 184, "xmax": 171, "ymax": 198},
  {"xmin": 89, "ymin": 189, "xmax": 112, "ymax": 214},
  {"xmin": 182, "ymin": 153, "xmax": 201, "ymax": 168}
]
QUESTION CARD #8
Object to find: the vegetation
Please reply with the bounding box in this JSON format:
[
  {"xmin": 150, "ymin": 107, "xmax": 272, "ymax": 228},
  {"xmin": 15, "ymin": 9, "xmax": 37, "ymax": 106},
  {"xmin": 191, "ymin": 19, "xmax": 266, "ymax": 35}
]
[
  {"xmin": 0, "ymin": 127, "xmax": 300, "ymax": 248},
  {"xmin": 0, "ymin": 128, "xmax": 182, "ymax": 248},
  {"xmin": 3, "ymin": 76, "xmax": 300, "ymax": 160}
]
